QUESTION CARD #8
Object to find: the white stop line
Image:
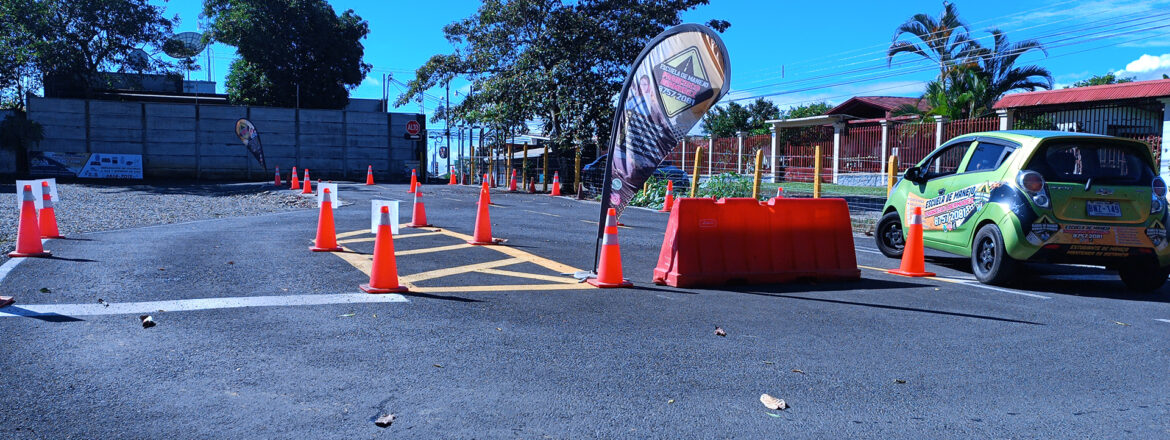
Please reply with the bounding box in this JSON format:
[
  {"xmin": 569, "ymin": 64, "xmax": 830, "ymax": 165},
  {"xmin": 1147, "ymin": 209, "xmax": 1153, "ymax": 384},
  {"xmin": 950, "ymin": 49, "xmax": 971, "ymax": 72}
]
[{"xmin": 0, "ymin": 293, "xmax": 408, "ymax": 318}]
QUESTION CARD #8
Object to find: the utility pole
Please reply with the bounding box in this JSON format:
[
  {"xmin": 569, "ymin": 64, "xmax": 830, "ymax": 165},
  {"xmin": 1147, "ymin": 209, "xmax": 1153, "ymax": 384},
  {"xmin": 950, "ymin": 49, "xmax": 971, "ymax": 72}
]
[{"xmin": 445, "ymin": 82, "xmax": 451, "ymax": 177}]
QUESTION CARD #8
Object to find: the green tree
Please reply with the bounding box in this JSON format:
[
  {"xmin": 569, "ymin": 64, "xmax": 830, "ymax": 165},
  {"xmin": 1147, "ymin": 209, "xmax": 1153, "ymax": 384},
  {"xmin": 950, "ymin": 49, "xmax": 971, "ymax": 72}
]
[
  {"xmin": 887, "ymin": 2, "xmax": 979, "ymax": 80},
  {"xmin": 203, "ymin": 0, "xmax": 372, "ymax": 109},
  {"xmin": 701, "ymin": 98, "xmax": 779, "ymax": 137},
  {"xmin": 775, "ymin": 101, "xmax": 831, "ymax": 144},
  {"xmin": 976, "ymin": 29, "xmax": 1051, "ymax": 109},
  {"xmin": 396, "ymin": 0, "xmax": 727, "ymax": 156},
  {"xmin": 1067, "ymin": 72, "xmax": 1135, "ymax": 88},
  {"xmin": 2, "ymin": 0, "xmax": 178, "ymax": 102}
]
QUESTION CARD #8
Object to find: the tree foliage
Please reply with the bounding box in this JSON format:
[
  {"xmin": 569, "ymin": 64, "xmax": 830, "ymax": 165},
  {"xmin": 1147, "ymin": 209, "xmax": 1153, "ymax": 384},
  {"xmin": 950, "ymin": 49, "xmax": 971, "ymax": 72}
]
[
  {"xmin": 203, "ymin": 0, "xmax": 372, "ymax": 109},
  {"xmin": 1067, "ymin": 72, "xmax": 1135, "ymax": 88},
  {"xmin": 1, "ymin": 0, "xmax": 178, "ymax": 105},
  {"xmin": 396, "ymin": 0, "xmax": 727, "ymax": 154},
  {"xmin": 888, "ymin": 3, "xmax": 1052, "ymax": 119},
  {"xmin": 701, "ymin": 98, "xmax": 779, "ymax": 137}
]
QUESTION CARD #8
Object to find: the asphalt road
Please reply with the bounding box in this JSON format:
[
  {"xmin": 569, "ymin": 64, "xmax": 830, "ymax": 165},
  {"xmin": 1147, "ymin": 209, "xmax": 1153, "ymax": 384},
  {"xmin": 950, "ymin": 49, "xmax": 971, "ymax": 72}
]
[{"xmin": 1, "ymin": 182, "xmax": 1168, "ymax": 439}]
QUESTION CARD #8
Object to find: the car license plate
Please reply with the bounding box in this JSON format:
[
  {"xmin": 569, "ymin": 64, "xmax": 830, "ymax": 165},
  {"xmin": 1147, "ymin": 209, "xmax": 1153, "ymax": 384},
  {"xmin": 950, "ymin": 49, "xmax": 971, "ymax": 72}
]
[{"xmin": 1086, "ymin": 200, "xmax": 1121, "ymax": 217}]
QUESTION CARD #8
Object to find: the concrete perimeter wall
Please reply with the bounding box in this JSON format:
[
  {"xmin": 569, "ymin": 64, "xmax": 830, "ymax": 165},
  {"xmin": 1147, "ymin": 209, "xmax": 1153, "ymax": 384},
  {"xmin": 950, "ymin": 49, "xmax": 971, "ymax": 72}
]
[{"xmin": 26, "ymin": 96, "xmax": 425, "ymax": 181}]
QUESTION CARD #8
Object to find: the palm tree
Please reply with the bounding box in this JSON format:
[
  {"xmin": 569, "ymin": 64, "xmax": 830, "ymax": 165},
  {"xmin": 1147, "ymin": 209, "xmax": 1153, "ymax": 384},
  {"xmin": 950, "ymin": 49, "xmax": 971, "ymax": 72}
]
[
  {"xmin": 887, "ymin": 2, "xmax": 981, "ymax": 81},
  {"xmin": 977, "ymin": 29, "xmax": 1053, "ymax": 109}
]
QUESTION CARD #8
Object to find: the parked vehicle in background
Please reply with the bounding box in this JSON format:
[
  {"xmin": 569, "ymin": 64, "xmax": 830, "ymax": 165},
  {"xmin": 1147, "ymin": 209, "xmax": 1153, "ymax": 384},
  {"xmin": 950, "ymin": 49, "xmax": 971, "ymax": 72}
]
[
  {"xmin": 581, "ymin": 154, "xmax": 690, "ymax": 193},
  {"xmin": 877, "ymin": 130, "xmax": 1170, "ymax": 291}
]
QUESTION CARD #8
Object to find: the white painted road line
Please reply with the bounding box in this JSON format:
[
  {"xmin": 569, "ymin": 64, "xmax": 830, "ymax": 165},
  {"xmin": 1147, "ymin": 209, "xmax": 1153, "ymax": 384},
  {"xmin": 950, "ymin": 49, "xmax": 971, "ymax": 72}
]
[
  {"xmin": 856, "ymin": 248, "xmax": 883, "ymax": 255},
  {"xmin": 1156, "ymin": 319, "xmax": 1170, "ymax": 324},
  {"xmin": 951, "ymin": 280, "xmax": 1052, "ymax": 300},
  {"xmin": 0, "ymin": 257, "xmax": 27, "ymax": 284},
  {"xmin": 0, "ymin": 293, "xmax": 409, "ymax": 318}
]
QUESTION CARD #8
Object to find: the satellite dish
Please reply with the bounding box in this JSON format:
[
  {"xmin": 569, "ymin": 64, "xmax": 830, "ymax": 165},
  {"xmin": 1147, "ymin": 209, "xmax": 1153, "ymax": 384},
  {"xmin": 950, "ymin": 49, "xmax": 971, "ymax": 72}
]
[
  {"xmin": 127, "ymin": 48, "xmax": 150, "ymax": 71},
  {"xmin": 164, "ymin": 32, "xmax": 206, "ymax": 59}
]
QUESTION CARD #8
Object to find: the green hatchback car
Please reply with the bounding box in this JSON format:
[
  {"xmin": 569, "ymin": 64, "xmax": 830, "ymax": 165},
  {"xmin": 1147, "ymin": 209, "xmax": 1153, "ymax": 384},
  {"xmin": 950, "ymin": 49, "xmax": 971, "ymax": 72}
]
[{"xmin": 877, "ymin": 130, "xmax": 1170, "ymax": 291}]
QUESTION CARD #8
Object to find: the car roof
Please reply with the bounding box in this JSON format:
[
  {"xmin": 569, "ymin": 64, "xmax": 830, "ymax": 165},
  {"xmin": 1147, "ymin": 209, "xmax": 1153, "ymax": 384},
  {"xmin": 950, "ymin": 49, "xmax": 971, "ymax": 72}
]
[{"xmin": 951, "ymin": 130, "xmax": 1118, "ymax": 144}]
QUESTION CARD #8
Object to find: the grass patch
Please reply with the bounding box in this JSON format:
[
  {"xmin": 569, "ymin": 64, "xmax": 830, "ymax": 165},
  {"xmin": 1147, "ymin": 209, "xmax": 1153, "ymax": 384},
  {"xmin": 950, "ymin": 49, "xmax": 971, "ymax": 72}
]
[{"xmin": 762, "ymin": 181, "xmax": 889, "ymax": 198}]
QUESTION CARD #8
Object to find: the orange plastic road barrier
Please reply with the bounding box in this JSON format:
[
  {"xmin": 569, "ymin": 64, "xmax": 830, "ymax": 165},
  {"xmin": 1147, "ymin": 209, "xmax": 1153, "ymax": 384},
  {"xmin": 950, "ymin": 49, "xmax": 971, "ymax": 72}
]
[
  {"xmin": 509, "ymin": 169, "xmax": 518, "ymax": 192},
  {"xmin": 408, "ymin": 169, "xmax": 418, "ymax": 193},
  {"xmin": 468, "ymin": 185, "xmax": 501, "ymax": 245},
  {"xmin": 588, "ymin": 208, "xmax": 632, "ymax": 288},
  {"xmin": 309, "ymin": 188, "xmax": 343, "ymax": 252},
  {"xmin": 38, "ymin": 181, "xmax": 62, "ymax": 239},
  {"xmin": 302, "ymin": 170, "xmax": 313, "ymax": 194},
  {"xmin": 660, "ymin": 180, "xmax": 674, "ymax": 213},
  {"xmin": 365, "ymin": 165, "xmax": 375, "ymax": 185},
  {"xmin": 9, "ymin": 185, "xmax": 50, "ymax": 258},
  {"xmin": 290, "ymin": 166, "xmax": 300, "ymax": 190},
  {"xmin": 361, "ymin": 205, "xmax": 409, "ymax": 294},
  {"xmin": 653, "ymin": 197, "xmax": 860, "ymax": 288},
  {"xmin": 408, "ymin": 189, "xmax": 431, "ymax": 227},
  {"xmin": 550, "ymin": 172, "xmax": 561, "ymax": 196},
  {"xmin": 274, "ymin": 166, "xmax": 282, "ymax": 187},
  {"xmin": 888, "ymin": 206, "xmax": 936, "ymax": 277}
]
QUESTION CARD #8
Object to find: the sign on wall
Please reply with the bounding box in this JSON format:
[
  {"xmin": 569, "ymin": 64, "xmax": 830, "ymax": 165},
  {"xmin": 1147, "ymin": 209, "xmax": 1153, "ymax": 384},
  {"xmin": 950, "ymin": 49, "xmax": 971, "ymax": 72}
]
[
  {"xmin": 29, "ymin": 152, "xmax": 144, "ymax": 179},
  {"xmin": 405, "ymin": 119, "xmax": 422, "ymax": 140}
]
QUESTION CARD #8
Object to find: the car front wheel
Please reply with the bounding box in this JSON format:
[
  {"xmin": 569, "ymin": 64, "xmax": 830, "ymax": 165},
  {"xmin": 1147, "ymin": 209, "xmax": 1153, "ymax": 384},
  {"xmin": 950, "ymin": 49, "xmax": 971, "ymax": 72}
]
[
  {"xmin": 972, "ymin": 224, "xmax": 1019, "ymax": 285},
  {"xmin": 875, "ymin": 211, "xmax": 904, "ymax": 259}
]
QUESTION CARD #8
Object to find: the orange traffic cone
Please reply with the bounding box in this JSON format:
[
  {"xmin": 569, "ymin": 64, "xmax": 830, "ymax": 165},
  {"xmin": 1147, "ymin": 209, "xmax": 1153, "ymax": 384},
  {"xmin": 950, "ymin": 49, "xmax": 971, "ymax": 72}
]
[
  {"xmin": 9, "ymin": 185, "xmax": 50, "ymax": 258},
  {"xmin": 776, "ymin": 187, "xmax": 784, "ymax": 198},
  {"xmin": 365, "ymin": 165, "xmax": 375, "ymax": 185},
  {"xmin": 509, "ymin": 170, "xmax": 518, "ymax": 192},
  {"xmin": 588, "ymin": 208, "xmax": 632, "ymax": 288},
  {"xmin": 528, "ymin": 178, "xmax": 536, "ymax": 194},
  {"xmin": 302, "ymin": 169, "xmax": 313, "ymax": 194},
  {"xmin": 290, "ymin": 166, "xmax": 300, "ymax": 190},
  {"xmin": 482, "ymin": 174, "xmax": 492, "ymax": 205},
  {"xmin": 551, "ymin": 172, "xmax": 561, "ymax": 196},
  {"xmin": 361, "ymin": 205, "xmax": 409, "ymax": 293},
  {"xmin": 38, "ymin": 181, "xmax": 62, "ymax": 239},
  {"xmin": 409, "ymin": 189, "xmax": 431, "ymax": 227},
  {"xmin": 448, "ymin": 169, "xmax": 457, "ymax": 185},
  {"xmin": 274, "ymin": 166, "xmax": 282, "ymax": 186},
  {"xmin": 309, "ymin": 188, "xmax": 342, "ymax": 252},
  {"xmin": 660, "ymin": 180, "xmax": 674, "ymax": 213},
  {"xmin": 889, "ymin": 206, "xmax": 935, "ymax": 277},
  {"xmin": 468, "ymin": 185, "xmax": 501, "ymax": 245},
  {"xmin": 408, "ymin": 169, "xmax": 418, "ymax": 193}
]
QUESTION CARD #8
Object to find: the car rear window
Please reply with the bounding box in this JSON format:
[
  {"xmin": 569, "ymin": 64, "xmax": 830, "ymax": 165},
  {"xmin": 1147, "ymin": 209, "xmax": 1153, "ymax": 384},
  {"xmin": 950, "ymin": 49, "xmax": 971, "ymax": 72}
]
[{"xmin": 1024, "ymin": 140, "xmax": 1155, "ymax": 185}]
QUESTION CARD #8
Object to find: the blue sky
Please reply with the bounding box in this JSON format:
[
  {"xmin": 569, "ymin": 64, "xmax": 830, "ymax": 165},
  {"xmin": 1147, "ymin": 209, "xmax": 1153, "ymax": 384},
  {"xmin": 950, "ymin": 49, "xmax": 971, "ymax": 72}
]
[{"xmin": 155, "ymin": 0, "xmax": 1170, "ymax": 133}]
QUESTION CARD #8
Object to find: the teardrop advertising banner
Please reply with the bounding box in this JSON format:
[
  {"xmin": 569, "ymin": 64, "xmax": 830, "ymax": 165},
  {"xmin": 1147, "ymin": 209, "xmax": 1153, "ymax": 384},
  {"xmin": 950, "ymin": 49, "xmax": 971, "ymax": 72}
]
[
  {"xmin": 595, "ymin": 24, "xmax": 730, "ymax": 257},
  {"xmin": 234, "ymin": 118, "xmax": 267, "ymax": 170}
]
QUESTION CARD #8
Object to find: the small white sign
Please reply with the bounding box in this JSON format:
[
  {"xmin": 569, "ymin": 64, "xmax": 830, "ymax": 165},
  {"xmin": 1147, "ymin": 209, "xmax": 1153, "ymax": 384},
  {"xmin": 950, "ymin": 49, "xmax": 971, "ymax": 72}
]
[
  {"xmin": 316, "ymin": 182, "xmax": 340, "ymax": 209},
  {"xmin": 15, "ymin": 178, "xmax": 57, "ymax": 210},
  {"xmin": 370, "ymin": 200, "xmax": 400, "ymax": 235}
]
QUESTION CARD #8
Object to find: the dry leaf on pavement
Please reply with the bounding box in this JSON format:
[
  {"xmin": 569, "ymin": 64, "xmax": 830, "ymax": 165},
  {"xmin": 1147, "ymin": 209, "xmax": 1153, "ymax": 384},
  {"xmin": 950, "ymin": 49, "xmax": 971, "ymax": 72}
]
[
  {"xmin": 714, "ymin": 326, "xmax": 726, "ymax": 337},
  {"xmin": 760, "ymin": 394, "xmax": 788, "ymax": 410},
  {"xmin": 374, "ymin": 413, "xmax": 396, "ymax": 427}
]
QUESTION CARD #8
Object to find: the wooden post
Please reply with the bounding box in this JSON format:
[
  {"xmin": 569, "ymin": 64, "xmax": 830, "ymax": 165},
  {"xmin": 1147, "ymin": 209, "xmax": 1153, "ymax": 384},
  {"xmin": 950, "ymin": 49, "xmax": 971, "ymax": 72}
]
[
  {"xmin": 542, "ymin": 142, "xmax": 549, "ymax": 192},
  {"xmin": 813, "ymin": 145, "xmax": 822, "ymax": 199},
  {"xmin": 751, "ymin": 149, "xmax": 763, "ymax": 199},
  {"xmin": 574, "ymin": 147, "xmax": 582, "ymax": 194},
  {"xmin": 521, "ymin": 140, "xmax": 528, "ymax": 185},
  {"xmin": 690, "ymin": 146, "xmax": 703, "ymax": 198},
  {"xmin": 506, "ymin": 143, "xmax": 512, "ymax": 175},
  {"xmin": 736, "ymin": 131, "xmax": 744, "ymax": 174}
]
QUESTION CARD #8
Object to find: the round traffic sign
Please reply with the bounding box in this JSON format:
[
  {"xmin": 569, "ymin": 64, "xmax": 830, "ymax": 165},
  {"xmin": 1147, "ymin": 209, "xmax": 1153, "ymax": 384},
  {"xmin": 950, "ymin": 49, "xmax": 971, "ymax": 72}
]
[{"xmin": 406, "ymin": 120, "xmax": 421, "ymax": 135}]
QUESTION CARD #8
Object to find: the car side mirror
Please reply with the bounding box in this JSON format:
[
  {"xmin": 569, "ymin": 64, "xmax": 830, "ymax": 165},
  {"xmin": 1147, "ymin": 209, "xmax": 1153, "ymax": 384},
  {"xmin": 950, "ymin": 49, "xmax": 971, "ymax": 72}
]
[{"xmin": 903, "ymin": 166, "xmax": 923, "ymax": 183}]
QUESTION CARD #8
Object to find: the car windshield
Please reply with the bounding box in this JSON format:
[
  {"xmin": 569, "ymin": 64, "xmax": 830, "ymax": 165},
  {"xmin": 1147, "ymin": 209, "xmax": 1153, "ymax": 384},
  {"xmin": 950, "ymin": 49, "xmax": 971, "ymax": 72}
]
[{"xmin": 1024, "ymin": 140, "xmax": 1154, "ymax": 185}]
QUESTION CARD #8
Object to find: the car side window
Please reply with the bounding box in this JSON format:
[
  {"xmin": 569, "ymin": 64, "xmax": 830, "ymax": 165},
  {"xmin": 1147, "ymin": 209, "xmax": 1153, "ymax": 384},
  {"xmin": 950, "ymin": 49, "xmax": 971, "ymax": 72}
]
[
  {"xmin": 963, "ymin": 142, "xmax": 1014, "ymax": 172},
  {"xmin": 922, "ymin": 142, "xmax": 972, "ymax": 180}
]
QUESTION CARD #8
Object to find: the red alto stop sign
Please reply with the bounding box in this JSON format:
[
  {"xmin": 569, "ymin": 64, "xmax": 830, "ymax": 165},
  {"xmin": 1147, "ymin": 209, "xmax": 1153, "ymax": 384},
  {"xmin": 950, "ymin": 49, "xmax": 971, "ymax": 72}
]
[{"xmin": 406, "ymin": 120, "xmax": 421, "ymax": 135}]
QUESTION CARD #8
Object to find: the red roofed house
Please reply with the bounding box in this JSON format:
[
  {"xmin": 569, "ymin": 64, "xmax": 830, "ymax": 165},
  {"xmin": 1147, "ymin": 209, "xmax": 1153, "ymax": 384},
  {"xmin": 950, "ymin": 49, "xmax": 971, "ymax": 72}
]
[{"xmin": 826, "ymin": 96, "xmax": 930, "ymax": 120}]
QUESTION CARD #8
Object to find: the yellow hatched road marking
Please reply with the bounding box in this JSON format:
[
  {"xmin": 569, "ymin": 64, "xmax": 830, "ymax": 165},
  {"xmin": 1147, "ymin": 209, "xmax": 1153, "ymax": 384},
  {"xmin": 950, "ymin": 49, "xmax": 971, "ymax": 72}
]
[
  {"xmin": 437, "ymin": 228, "xmax": 582, "ymax": 274},
  {"xmin": 524, "ymin": 209, "xmax": 560, "ymax": 217},
  {"xmin": 399, "ymin": 258, "xmax": 525, "ymax": 284},
  {"xmin": 338, "ymin": 231, "xmax": 444, "ymax": 244},
  {"xmin": 476, "ymin": 268, "xmax": 581, "ymax": 284},
  {"xmin": 580, "ymin": 219, "xmax": 633, "ymax": 229},
  {"xmin": 396, "ymin": 243, "xmax": 472, "ymax": 256},
  {"xmin": 410, "ymin": 283, "xmax": 591, "ymax": 293}
]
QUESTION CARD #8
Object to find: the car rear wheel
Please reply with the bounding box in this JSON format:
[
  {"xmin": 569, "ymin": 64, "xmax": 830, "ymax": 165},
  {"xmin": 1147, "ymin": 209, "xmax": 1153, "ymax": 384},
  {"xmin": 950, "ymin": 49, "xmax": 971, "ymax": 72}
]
[
  {"xmin": 972, "ymin": 224, "xmax": 1019, "ymax": 285},
  {"xmin": 875, "ymin": 211, "xmax": 904, "ymax": 259},
  {"xmin": 1118, "ymin": 260, "xmax": 1169, "ymax": 292}
]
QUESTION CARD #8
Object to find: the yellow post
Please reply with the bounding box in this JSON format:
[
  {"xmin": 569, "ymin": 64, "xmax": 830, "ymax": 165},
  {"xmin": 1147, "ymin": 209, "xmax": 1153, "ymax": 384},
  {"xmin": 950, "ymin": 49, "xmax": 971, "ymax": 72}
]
[
  {"xmin": 813, "ymin": 145, "xmax": 822, "ymax": 199},
  {"xmin": 521, "ymin": 143, "xmax": 528, "ymax": 185},
  {"xmin": 751, "ymin": 149, "xmax": 763, "ymax": 199},
  {"xmin": 507, "ymin": 143, "xmax": 512, "ymax": 174},
  {"xmin": 690, "ymin": 146, "xmax": 703, "ymax": 197},
  {"xmin": 574, "ymin": 149, "xmax": 582, "ymax": 194},
  {"xmin": 887, "ymin": 155, "xmax": 898, "ymax": 196},
  {"xmin": 542, "ymin": 143, "xmax": 550, "ymax": 192}
]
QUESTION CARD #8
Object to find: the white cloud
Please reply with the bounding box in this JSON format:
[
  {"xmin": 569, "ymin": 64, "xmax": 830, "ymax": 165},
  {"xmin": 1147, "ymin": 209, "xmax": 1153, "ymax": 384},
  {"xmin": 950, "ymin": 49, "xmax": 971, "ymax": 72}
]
[
  {"xmin": 1120, "ymin": 54, "xmax": 1170, "ymax": 74},
  {"xmin": 361, "ymin": 76, "xmax": 380, "ymax": 87}
]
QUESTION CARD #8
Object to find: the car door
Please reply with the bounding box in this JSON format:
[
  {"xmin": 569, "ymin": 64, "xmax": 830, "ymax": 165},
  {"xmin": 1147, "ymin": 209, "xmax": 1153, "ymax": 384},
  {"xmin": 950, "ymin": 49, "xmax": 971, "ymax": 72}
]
[
  {"xmin": 905, "ymin": 141, "xmax": 973, "ymax": 245},
  {"xmin": 945, "ymin": 140, "xmax": 1016, "ymax": 248}
]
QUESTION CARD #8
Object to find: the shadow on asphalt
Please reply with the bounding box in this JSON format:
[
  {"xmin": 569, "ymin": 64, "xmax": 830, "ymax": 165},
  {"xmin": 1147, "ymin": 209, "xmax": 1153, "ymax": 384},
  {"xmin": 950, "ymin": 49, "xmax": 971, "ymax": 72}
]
[
  {"xmin": 44, "ymin": 255, "xmax": 97, "ymax": 263},
  {"xmin": 402, "ymin": 291, "xmax": 482, "ymax": 303},
  {"xmin": 0, "ymin": 307, "xmax": 85, "ymax": 322},
  {"xmin": 748, "ymin": 293, "xmax": 1043, "ymax": 325},
  {"xmin": 927, "ymin": 255, "xmax": 1170, "ymax": 303}
]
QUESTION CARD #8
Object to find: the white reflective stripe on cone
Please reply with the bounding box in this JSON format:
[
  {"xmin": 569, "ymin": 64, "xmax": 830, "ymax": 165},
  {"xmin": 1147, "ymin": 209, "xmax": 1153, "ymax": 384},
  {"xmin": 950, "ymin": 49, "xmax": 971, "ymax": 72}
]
[
  {"xmin": 910, "ymin": 214, "xmax": 922, "ymax": 225},
  {"xmin": 605, "ymin": 216, "xmax": 617, "ymax": 227},
  {"xmin": 379, "ymin": 211, "xmax": 392, "ymax": 226},
  {"xmin": 41, "ymin": 198, "xmax": 53, "ymax": 209},
  {"xmin": 602, "ymin": 232, "xmax": 619, "ymax": 246},
  {"xmin": 322, "ymin": 191, "xmax": 332, "ymax": 203},
  {"xmin": 22, "ymin": 188, "xmax": 34, "ymax": 202}
]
